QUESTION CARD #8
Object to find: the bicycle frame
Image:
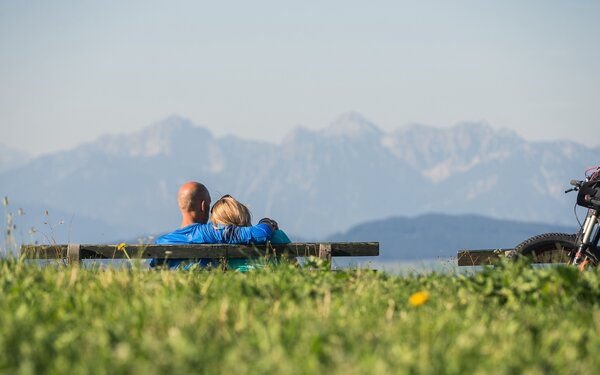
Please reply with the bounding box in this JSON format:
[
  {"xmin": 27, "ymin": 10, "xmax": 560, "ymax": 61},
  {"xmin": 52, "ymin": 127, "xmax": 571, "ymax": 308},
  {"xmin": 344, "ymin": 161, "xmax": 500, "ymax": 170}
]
[
  {"xmin": 568, "ymin": 166, "xmax": 600, "ymax": 269},
  {"xmin": 570, "ymin": 209, "xmax": 599, "ymax": 268}
]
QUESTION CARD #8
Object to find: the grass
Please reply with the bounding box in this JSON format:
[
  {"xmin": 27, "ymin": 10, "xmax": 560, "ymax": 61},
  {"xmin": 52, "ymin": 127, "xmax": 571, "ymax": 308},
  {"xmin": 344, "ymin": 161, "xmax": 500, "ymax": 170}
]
[{"xmin": 2, "ymin": 259, "xmax": 600, "ymax": 374}]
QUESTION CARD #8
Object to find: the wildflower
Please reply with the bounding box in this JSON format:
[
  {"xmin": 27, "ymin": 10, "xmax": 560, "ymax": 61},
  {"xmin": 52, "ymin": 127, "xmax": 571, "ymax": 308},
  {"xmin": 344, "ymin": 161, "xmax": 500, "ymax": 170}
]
[
  {"xmin": 117, "ymin": 243, "xmax": 131, "ymax": 261},
  {"xmin": 408, "ymin": 291, "xmax": 429, "ymax": 307}
]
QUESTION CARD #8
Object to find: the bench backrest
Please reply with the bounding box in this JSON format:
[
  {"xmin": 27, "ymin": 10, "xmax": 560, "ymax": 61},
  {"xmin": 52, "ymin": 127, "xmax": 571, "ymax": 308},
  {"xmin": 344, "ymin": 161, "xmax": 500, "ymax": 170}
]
[{"xmin": 21, "ymin": 242, "xmax": 379, "ymax": 266}]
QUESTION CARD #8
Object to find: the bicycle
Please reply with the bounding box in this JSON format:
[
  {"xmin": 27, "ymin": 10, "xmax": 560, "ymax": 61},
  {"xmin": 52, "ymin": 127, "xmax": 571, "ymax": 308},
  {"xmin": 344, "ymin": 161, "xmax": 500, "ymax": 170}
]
[{"xmin": 511, "ymin": 165, "xmax": 600, "ymax": 270}]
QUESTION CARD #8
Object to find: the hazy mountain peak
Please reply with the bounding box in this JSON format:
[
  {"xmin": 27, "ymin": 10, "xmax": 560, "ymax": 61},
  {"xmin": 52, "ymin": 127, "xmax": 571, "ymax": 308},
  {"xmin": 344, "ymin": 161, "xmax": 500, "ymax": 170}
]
[
  {"xmin": 321, "ymin": 112, "xmax": 383, "ymax": 139},
  {"xmin": 147, "ymin": 114, "xmax": 197, "ymax": 132},
  {"xmin": 382, "ymin": 121, "xmax": 525, "ymax": 182},
  {"xmin": 282, "ymin": 126, "xmax": 317, "ymax": 144},
  {"xmin": 96, "ymin": 115, "xmax": 213, "ymax": 157}
]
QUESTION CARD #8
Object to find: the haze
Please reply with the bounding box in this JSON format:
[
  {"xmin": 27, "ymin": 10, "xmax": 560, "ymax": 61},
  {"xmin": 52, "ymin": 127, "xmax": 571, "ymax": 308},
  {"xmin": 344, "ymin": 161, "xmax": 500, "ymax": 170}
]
[{"xmin": 1, "ymin": 0, "xmax": 599, "ymax": 157}]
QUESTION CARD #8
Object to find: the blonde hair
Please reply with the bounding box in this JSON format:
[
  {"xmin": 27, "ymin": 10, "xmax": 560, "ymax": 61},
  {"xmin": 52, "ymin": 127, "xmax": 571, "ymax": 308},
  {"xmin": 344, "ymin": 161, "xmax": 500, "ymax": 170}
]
[{"xmin": 210, "ymin": 195, "xmax": 252, "ymax": 227}]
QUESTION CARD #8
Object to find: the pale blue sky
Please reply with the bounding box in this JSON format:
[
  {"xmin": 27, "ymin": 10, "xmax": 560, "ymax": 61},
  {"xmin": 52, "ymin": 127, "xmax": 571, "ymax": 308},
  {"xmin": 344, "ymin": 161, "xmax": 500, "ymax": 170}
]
[{"xmin": 1, "ymin": 0, "xmax": 599, "ymax": 156}]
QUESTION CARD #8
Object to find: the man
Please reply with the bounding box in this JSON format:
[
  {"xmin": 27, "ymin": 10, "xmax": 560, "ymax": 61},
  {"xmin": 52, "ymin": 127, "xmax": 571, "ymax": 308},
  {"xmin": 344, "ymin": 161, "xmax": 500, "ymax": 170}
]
[{"xmin": 151, "ymin": 181, "xmax": 276, "ymax": 269}]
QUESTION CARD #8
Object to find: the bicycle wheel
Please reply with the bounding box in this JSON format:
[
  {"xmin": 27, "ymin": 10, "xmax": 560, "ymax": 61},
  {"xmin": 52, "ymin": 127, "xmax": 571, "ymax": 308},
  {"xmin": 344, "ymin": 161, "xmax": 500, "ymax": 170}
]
[{"xmin": 512, "ymin": 233, "xmax": 577, "ymax": 264}]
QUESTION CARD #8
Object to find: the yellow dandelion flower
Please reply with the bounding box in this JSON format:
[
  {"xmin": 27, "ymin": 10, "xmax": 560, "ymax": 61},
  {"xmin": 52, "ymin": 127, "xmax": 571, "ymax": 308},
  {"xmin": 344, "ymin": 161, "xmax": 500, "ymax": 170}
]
[
  {"xmin": 117, "ymin": 243, "xmax": 127, "ymax": 251},
  {"xmin": 408, "ymin": 291, "xmax": 429, "ymax": 307}
]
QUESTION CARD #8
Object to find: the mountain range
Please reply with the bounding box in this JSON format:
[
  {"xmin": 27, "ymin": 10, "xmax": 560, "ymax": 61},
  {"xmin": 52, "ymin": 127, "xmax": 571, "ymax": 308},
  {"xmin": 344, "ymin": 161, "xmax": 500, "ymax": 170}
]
[{"xmin": 1, "ymin": 113, "xmax": 598, "ymax": 245}]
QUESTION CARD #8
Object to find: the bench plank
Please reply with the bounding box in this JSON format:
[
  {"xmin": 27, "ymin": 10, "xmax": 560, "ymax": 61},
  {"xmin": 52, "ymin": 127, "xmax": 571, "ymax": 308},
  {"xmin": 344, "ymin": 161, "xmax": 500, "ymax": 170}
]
[
  {"xmin": 457, "ymin": 248, "xmax": 564, "ymax": 266},
  {"xmin": 21, "ymin": 242, "xmax": 379, "ymax": 260},
  {"xmin": 457, "ymin": 249, "xmax": 509, "ymax": 266}
]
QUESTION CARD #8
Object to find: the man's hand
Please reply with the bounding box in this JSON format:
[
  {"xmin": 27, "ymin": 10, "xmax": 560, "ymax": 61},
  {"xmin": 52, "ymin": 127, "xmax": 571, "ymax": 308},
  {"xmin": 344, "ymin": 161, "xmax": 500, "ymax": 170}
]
[{"xmin": 258, "ymin": 217, "xmax": 279, "ymax": 231}]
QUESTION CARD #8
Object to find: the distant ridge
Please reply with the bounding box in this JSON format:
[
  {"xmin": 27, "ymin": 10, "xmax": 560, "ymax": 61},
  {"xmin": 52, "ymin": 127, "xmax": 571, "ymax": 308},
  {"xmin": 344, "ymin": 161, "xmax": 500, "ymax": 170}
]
[{"xmin": 326, "ymin": 213, "xmax": 577, "ymax": 261}]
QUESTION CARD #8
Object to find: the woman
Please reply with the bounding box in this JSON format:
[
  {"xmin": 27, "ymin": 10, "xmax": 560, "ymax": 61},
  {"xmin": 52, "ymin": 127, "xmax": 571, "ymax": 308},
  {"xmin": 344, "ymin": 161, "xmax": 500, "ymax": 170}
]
[{"xmin": 210, "ymin": 195, "xmax": 291, "ymax": 271}]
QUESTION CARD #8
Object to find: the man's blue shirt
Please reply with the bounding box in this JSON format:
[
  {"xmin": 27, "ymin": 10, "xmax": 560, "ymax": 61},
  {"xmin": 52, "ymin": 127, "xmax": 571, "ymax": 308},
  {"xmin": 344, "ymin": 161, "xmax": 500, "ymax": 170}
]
[{"xmin": 151, "ymin": 222, "xmax": 273, "ymax": 269}]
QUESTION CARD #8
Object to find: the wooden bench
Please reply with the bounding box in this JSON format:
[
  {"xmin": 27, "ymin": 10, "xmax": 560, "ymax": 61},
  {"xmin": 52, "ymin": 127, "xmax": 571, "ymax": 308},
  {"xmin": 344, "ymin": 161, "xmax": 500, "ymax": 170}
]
[
  {"xmin": 457, "ymin": 248, "xmax": 568, "ymax": 266},
  {"xmin": 20, "ymin": 242, "xmax": 379, "ymax": 270}
]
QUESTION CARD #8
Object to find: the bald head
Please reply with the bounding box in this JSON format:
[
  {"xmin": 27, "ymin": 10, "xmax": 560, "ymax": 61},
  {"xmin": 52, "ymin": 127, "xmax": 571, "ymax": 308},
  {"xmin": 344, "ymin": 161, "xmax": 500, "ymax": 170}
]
[{"xmin": 177, "ymin": 181, "xmax": 211, "ymax": 226}]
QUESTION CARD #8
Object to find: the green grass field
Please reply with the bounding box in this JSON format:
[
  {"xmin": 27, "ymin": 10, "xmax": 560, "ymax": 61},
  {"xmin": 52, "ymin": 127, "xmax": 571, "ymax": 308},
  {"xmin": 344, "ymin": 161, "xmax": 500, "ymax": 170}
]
[{"xmin": 2, "ymin": 259, "xmax": 600, "ymax": 374}]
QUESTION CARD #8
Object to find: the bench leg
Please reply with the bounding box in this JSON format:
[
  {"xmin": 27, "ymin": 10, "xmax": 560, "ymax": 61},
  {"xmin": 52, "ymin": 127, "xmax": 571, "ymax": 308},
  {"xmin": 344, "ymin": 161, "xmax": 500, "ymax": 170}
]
[
  {"xmin": 67, "ymin": 243, "xmax": 81, "ymax": 266},
  {"xmin": 319, "ymin": 243, "xmax": 332, "ymax": 270}
]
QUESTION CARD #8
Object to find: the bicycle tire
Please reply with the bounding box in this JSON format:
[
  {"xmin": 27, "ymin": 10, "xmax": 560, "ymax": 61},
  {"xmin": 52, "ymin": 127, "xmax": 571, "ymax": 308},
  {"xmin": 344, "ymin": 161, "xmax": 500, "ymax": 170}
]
[{"xmin": 512, "ymin": 233, "xmax": 577, "ymax": 264}]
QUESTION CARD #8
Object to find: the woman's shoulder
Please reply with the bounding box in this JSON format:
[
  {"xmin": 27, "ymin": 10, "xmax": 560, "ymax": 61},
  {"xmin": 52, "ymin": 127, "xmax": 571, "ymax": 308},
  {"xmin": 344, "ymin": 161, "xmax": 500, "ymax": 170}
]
[{"xmin": 270, "ymin": 229, "xmax": 291, "ymax": 244}]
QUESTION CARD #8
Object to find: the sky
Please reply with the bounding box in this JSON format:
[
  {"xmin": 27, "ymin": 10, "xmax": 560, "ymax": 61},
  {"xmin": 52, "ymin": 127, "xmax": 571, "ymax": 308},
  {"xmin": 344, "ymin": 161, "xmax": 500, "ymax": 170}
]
[{"xmin": 1, "ymin": 0, "xmax": 599, "ymax": 157}]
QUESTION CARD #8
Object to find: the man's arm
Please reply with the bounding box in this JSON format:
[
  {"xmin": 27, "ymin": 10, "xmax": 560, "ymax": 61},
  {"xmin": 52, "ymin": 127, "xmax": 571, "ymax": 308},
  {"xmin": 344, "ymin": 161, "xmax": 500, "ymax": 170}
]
[{"xmin": 222, "ymin": 223, "xmax": 273, "ymax": 244}]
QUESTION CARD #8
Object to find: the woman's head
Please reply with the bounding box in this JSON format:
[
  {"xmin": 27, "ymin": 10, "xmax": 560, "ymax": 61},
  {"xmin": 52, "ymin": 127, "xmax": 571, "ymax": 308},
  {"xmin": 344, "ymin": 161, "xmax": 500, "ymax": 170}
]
[{"xmin": 210, "ymin": 195, "xmax": 252, "ymax": 227}]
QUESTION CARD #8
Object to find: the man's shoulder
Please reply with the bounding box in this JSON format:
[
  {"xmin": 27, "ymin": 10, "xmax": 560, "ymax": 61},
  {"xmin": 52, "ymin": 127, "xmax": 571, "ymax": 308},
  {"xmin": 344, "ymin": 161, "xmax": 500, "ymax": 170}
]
[
  {"xmin": 155, "ymin": 223, "xmax": 218, "ymax": 244},
  {"xmin": 172, "ymin": 222, "xmax": 214, "ymax": 234}
]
